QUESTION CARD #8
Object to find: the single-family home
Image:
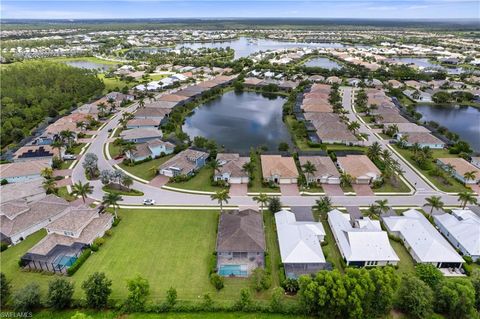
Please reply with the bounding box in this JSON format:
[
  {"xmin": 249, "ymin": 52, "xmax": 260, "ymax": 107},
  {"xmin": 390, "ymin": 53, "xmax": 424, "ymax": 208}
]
[
  {"xmin": 326, "ymin": 76, "xmax": 342, "ymax": 84},
  {"xmin": 382, "ymin": 209, "xmax": 464, "ymax": 269},
  {"xmin": 13, "ymin": 145, "xmax": 62, "ymax": 162},
  {"xmin": 328, "ymin": 209, "xmax": 399, "ymax": 267},
  {"xmin": 20, "ymin": 205, "xmax": 113, "ymax": 273},
  {"xmin": 0, "ymin": 178, "xmax": 46, "ymax": 203},
  {"xmin": 275, "ymin": 210, "xmax": 327, "ymax": 278},
  {"xmin": 120, "ymin": 128, "xmax": 163, "ymax": 143},
  {"xmin": 260, "ymin": 155, "xmax": 299, "ymax": 184},
  {"xmin": 133, "ymin": 108, "xmax": 171, "ymax": 121},
  {"xmin": 159, "ymin": 148, "xmax": 209, "ymax": 177},
  {"xmin": 395, "ymin": 132, "xmax": 446, "ymax": 149},
  {"xmin": 471, "ymin": 157, "xmax": 480, "ymax": 169},
  {"xmin": 126, "ymin": 118, "xmax": 160, "ymax": 129},
  {"xmin": 298, "ymin": 156, "xmax": 340, "ymax": 184},
  {"xmin": 304, "ymin": 113, "xmax": 359, "ymax": 145},
  {"xmin": 216, "ymin": 209, "xmax": 266, "ymax": 277},
  {"xmin": 436, "ymin": 157, "xmax": 480, "ymax": 184},
  {"xmin": 0, "ymin": 195, "xmax": 70, "ymax": 245},
  {"xmin": 125, "ymin": 139, "xmax": 175, "ymax": 162},
  {"xmin": 403, "ymin": 89, "xmax": 432, "ymax": 103},
  {"xmin": 0, "ymin": 160, "xmax": 51, "ymax": 183},
  {"xmin": 386, "ymin": 79, "xmax": 403, "ymax": 89},
  {"xmin": 434, "ymin": 209, "xmax": 480, "ymax": 261},
  {"xmin": 336, "ymin": 155, "xmax": 382, "ymax": 184},
  {"xmin": 214, "ymin": 153, "xmax": 249, "ymax": 184}
]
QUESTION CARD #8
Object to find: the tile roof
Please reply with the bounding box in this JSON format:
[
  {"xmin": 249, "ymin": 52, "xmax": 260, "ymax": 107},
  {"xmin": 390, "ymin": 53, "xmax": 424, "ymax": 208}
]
[
  {"xmin": 299, "ymin": 156, "xmax": 340, "ymax": 179},
  {"xmin": 216, "ymin": 153, "xmax": 249, "ymax": 178},
  {"xmin": 437, "ymin": 158, "xmax": 480, "ymax": 178},
  {"xmin": 337, "ymin": 155, "xmax": 381, "ymax": 179},
  {"xmin": 261, "ymin": 155, "xmax": 299, "ymax": 179},
  {"xmin": 0, "ymin": 160, "xmax": 50, "ymax": 179}
]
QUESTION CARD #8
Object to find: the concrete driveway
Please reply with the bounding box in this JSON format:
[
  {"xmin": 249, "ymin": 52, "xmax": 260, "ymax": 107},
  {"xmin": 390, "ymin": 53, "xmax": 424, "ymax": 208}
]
[
  {"xmin": 352, "ymin": 184, "xmax": 374, "ymax": 196},
  {"xmin": 149, "ymin": 175, "xmax": 169, "ymax": 188},
  {"xmin": 322, "ymin": 184, "xmax": 344, "ymax": 196},
  {"xmin": 230, "ymin": 184, "xmax": 248, "ymax": 196},
  {"xmin": 280, "ymin": 184, "xmax": 300, "ymax": 196}
]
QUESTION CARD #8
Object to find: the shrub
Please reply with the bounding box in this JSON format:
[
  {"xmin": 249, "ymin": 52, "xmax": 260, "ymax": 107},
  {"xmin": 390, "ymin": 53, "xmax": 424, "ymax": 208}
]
[
  {"xmin": 208, "ymin": 253, "xmax": 217, "ymax": 275},
  {"xmin": 1, "ymin": 179, "xmax": 8, "ymax": 185},
  {"xmin": 202, "ymin": 293, "xmax": 214, "ymax": 310},
  {"xmin": 251, "ymin": 268, "xmax": 272, "ymax": 292},
  {"xmin": 1, "ymin": 273, "xmax": 11, "ymax": 307},
  {"xmin": 396, "ymin": 275, "xmax": 434, "ymax": 319},
  {"xmin": 281, "ymin": 278, "xmax": 299, "ymax": 294},
  {"xmin": 415, "ymin": 264, "xmax": 443, "ymax": 288},
  {"xmin": 93, "ymin": 237, "xmax": 105, "ymax": 247},
  {"xmin": 463, "ymin": 256, "xmax": 473, "ymax": 264},
  {"xmin": 210, "ymin": 273, "xmax": 224, "ymax": 290},
  {"xmin": 124, "ymin": 275, "xmax": 150, "ymax": 312},
  {"xmin": 81, "ymin": 272, "xmax": 112, "ymax": 309},
  {"xmin": 268, "ymin": 197, "xmax": 282, "ymax": 213},
  {"xmin": 104, "ymin": 230, "xmax": 113, "ymax": 237},
  {"xmin": 270, "ymin": 287, "xmax": 285, "ymax": 313},
  {"xmin": 0, "ymin": 243, "xmax": 8, "ymax": 252},
  {"xmin": 12, "ymin": 282, "xmax": 41, "ymax": 312},
  {"xmin": 165, "ymin": 287, "xmax": 177, "ymax": 307},
  {"xmin": 112, "ymin": 217, "xmax": 121, "ymax": 227},
  {"xmin": 47, "ymin": 277, "xmax": 74, "ymax": 309},
  {"xmin": 235, "ymin": 288, "xmax": 253, "ymax": 311},
  {"xmin": 67, "ymin": 249, "xmax": 91, "ymax": 276}
]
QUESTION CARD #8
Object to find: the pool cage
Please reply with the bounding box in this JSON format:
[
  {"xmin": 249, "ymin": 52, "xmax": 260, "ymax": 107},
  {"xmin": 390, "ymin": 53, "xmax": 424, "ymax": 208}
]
[{"xmin": 20, "ymin": 243, "xmax": 85, "ymax": 274}]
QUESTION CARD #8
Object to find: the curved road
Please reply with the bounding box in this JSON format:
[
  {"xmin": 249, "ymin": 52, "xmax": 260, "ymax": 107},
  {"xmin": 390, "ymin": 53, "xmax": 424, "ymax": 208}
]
[{"xmin": 71, "ymin": 89, "xmax": 474, "ymax": 208}]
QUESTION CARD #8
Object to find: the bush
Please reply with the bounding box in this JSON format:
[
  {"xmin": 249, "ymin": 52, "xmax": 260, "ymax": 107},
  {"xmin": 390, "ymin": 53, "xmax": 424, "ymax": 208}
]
[
  {"xmin": 463, "ymin": 256, "xmax": 473, "ymax": 264},
  {"xmin": 166, "ymin": 287, "xmax": 177, "ymax": 307},
  {"xmin": 1, "ymin": 179, "xmax": 8, "ymax": 185},
  {"xmin": 93, "ymin": 237, "xmax": 105, "ymax": 247},
  {"xmin": 12, "ymin": 282, "xmax": 41, "ymax": 312},
  {"xmin": 1, "ymin": 273, "xmax": 11, "ymax": 307},
  {"xmin": 415, "ymin": 264, "xmax": 443, "ymax": 288},
  {"xmin": 112, "ymin": 217, "xmax": 121, "ymax": 227},
  {"xmin": 281, "ymin": 278, "xmax": 299, "ymax": 294},
  {"xmin": 270, "ymin": 287, "xmax": 285, "ymax": 313},
  {"xmin": 268, "ymin": 197, "xmax": 282, "ymax": 213},
  {"xmin": 47, "ymin": 277, "xmax": 74, "ymax": 309},
  {"xmin": 0, "ymin": 242, "xmax": 8, "ymax": 252},
  {"xmin": 210, "ymin": 273, "xmax": 224, "ymax": 290},
  {"xmin": 104, "ymin": 230, "xmax": 113, "ymax": 237},
  {"xmin": 463, "ymin": 263, "xmax": 472, "ymax": 276},
  {"xmin": 81, "ymin": 272, "xmax": 112, "ymax": 309},
  {"xmin": 251, "ymin": 268, "xmax": 272, "ymax": 292},
  {"xmin": 124, "ymin": 275, "xmax": 150, "ymax": 312},
  {"xmin": 208, "ymin": 253, "xmax": 217, "ymax": 275},
  {"xmin": 67, "ymin": 249, "xmax": 91, "ymax": 276},
  {"xmin": 235, "ymin": 288, "xmax": 253, "ymax": 311}
]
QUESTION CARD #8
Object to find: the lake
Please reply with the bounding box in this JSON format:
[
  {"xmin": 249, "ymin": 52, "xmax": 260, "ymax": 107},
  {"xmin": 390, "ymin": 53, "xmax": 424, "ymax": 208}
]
[
  {"xmin": 64, "ymin": 60, "xmax": 112, "ymax": 71},
  {"xmin": 304, "ymin": 57, "xmax": 342, "ymax": 70},
  {"xmin": 416, "ymin": 104, "xmax": 480, "ymax": 152},
  {"xmin": 390, "ymin": 57, "xmax": 471, "ymax": 75},
  {"xmin": 183, "ymin": 91, "xmax": 291, "ymax": 152},
  {"xmin": 175, "ymin": 37, "xmax": 348, "ymax": 59}
]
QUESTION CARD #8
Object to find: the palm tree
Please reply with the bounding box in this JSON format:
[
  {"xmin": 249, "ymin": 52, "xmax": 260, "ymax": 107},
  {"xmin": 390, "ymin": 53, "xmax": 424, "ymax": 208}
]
[
  {"xmin": 367, "ymin": 142, "xmax": 382, "ymax": 162},
  {"xmin": 374, "ymin": 199, "xmax": 390, "ymax": 216},
  {"xmin": 347, "ymin": 121, "xmax": 361, "ymax": 134},
  {"xmin": 149, "ymin": 166, "xmax": 159, "ymax": 177},
  {"xmin": 425, "ymin": 195, "xmax": 444, "ymax": 216},
  {"xmin": 51, "ymin": 140, "xmax": 64, "ymax": 161},
  {"xmin": 211, "ymin": 189, "xmax": 230, "ymax": 213},
  {"xmin": 60, "ymin": 130, "xmax": 75, "ymax": 149},
  {"xmin": 71, "ymin": 181, "xmax": 93, "ymax": 203},
  {"xmin": 457, "ymin": 191, "xmax": 478, "ymax": 209},
  {"xmin": 97, "ymin": 103, "xmax": 107, "ymax": 116},
  {"xmin": 121, "ymin": 143, "xmax": 137, "ymax": 163},
  {"xmin": 42, "ymin": 178, "xmax": 57, "ymax": 194},
  {"xmin": 253, "ymin": 193, "xmax": 269, "ymax": 212},
  {"xmin": 340, "ymin": 172, "xmax": 353, "ymax": 188},
  {"xmin": 242, "ymin": 161, "xmax": 255, "ymax": 178},
  {"xmin": 138, "ymin": 97, "xmax": 145, "ymax": 109},
  {"xmin": 397, "ymin": 134, "xmax": 409, "ymax": 148},
  {"xmin": 102, "ymin": 192, "xmax": 123, "ymax": 219},
  {"xmin": 365, "ymin": 204, "xmax": 380, "ymax": 219},
  {"xmin": 314, "ymin": 196, "xmax": 332, "ymax": 221},
  {"xmin": 41, "ymin": 167, "xmax": 54, "ymax": 180},
  {"xmin": 411, "ymin": 143, "xmax": 422, "ymax": 156},
  {"xmin": 302, "ymin": 161, "xmax": 317, "ymax": 188},
  {"xmin": 463, "ymin": 171, "xmax": 477, "ymax": 183},
  {"xmin": 208, "ymin": 159, "xmax": 221, "ymax": 175}
]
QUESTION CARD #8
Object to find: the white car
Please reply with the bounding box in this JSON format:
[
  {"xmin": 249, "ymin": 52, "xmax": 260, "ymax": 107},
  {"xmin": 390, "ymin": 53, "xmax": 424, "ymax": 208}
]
[
  {"xmin": 143, "ymin": 199, "xmax": 155, "ymax": 206},
  {"xmin": 63, "ymin": 154, "xmax": 77, "ymax": 160}
]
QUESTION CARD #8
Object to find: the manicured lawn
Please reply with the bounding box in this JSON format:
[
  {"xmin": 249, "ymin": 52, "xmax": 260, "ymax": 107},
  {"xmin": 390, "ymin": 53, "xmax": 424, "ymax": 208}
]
[
  {"xmin": 249, "ymin": 153, "xmax": 280, "ymax": 193},
  {"xmin": 119, "ymin": 155, "xmax": 174, "ymax": 181},
  {"xmin": 147, "ymin": 73, "xmax": 169, "ymax": 81},
  {"xmin": 373, "ymin": 179, "xmax": 411, "ymax": 193},
  {"xmin": 300, "ymin": 184, "xmax": 324, "ymax": 193},
  {"xmin": 320, "ymin": 220, "xmax": 344, "ymax": 273},
  {"xmin": 166, "ymin": 166, "xmax": 226, "ymax": 192},
  {"xmin": 325, "ymin": 144, "xmax": 367, "ymax": 153},
  {"xmin": 285, "ymin": 116, "xmax": 319, "ymax": 151},
  {"xmin": 97, "ymin": 73, "xmax": 135, "ymax": 92},
  {"xmin": 70, "ymin": 143, "xmax": 86, "ymax": 155},
  {"xmin": 102, "ymin": 185, "xmax": 144, "ymax": 196},
  {"xmin": 390, "ymin": 240, "xmax": 415, "ymax": 274},
  {"xmin": 57, "ymin": 186, "xmax": 76, "ymax": 201},
  {"xmin": 59, "ymin": 160, "xmax": 75, "ymax": 169},
  {"xmin": 264, "ymin": 211, "xmax": 283, "ymax": 286},
  {"xmin": 108, "ymin": 143, "xmax": 122, "ymax": 158},
  {"xmin": 392, "ymin": 145, "xmax": 471, "ymax": 193}
]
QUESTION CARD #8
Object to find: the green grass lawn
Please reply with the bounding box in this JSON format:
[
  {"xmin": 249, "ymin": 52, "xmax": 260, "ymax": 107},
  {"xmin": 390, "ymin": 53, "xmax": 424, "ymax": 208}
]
[
  {"xmin": 102, "ymin": 185, "xmax": 144, "ymax": 196},
  {"xmin": 264, "ymin": 211, "xmax": 283, "ymax": 286},
  {"xmin": 300, "ymin": 184, "xmax": 324, "ymax": 193},
  {"xmin": 119, "ymin": 155, "xmax": 174, "ymax": 181},
  {"xmin": 57, "ymin": 186, "xmax": 76, "ymax": 201},
  {"xmin": 390, "ymin": 240, "xmax": 415, "ymax": 274},
  {"xmin": 147, "ymin": 73, "xmax": 169, "ymax": 81},
  {"xmin": 97, "ymin": 74, "xmax": 135, "ymax": 93},
  {"xmin": 325, "ymin": 144, "xmax": 367, "ymax": 153},
  {"xmin": 373, "ymin": 179, "xmax": 411, "ymax": 193},
  {"xmin": 392, "ymin": 145, "xmax": 471, "ymax": 193},
  {"xmin": 44, "ymin": 56, "xmax": 119, "ymax": 66},
  {"xmin": 166, "ymin": 166, "xmax": 226, "ymax": 192},
  {"xmin": 59, "ymin": 160, "xmax": 75, "ymax": 169},
  {"xmin": 108, "ymin": 143, "xmax": 122, "ymax": 158},
  {"xmin": 248, "ymin": 153, "xmax": 280, "ymax": 193},
  {"xmin": 320, "ymin": 220, "xmax": 344, "ymax": 273},
  {"xmin": 285, "ymin": 116, "xmax": 319, "ymax": 151},
  {"xmin": 70, "ymin": 143, "xmax": 86, "ymax": 155}
]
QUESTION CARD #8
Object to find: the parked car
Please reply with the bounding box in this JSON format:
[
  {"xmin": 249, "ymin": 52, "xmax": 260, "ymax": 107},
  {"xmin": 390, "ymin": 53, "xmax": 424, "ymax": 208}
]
[
  {"xmin": 108, "ymin": 128, "xmax": 113, "ymax": 133},
  {"xmin": 63, "ymin": 154, "xmax": 77, "ymax": 160},
  {"xmin": 143, "ymin": 199, "xmax": 155, "ymax": 205}
]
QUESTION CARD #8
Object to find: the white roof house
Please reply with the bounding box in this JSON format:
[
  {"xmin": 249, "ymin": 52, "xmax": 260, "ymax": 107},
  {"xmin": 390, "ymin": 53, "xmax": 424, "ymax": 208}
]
[
  {"xmin": 383, "ymin": 209, "xmax": 464, "ymax": 268},
  {"xmin": 434, "ymin": 209, "xmax": 480, "ymax": 261},
  {"xmin": 275, "ymin": 210, "xmax": 327, "ymax": 278},
  {"xmin": 328, "ymin": 209, "xmax": 399, "ymax": 266}
]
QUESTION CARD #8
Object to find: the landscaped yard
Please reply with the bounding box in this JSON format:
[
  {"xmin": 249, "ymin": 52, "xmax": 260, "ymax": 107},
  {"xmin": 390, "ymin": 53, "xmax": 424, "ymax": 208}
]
[
  {"xmin": 97, "ymin": 73, "xmax": 135, "ymax": 93},
  {"xmin": 57, "ymin": 186, "xmax": 76, "ymax": 201},
  {"xmin": 264, "ymin": 211, "xmax": 284, "ymax": 286},
  {"xmin": 248, "ymin": 153, "xmax": 280, "ymax": 193},
  {"xmin": 119, "ymin": 155, "xmax": 174, "ymax": 181},
  {"xmin": 390, "ymin": 240, "xmax": 415, "ymax": 274},
  {"xmin": 373, "ymin": 178, "xmax": 411, "ymax": 194},
  {"xmin": 392, "ymin": 145, "xmax": 471, "ymax": 193},
  {"xmin": 166, "ymin": 166, "xmax": 226, "ymax": 192},
  {"xmin": 320, "ymin": 220, "xmax": 344, "ymax": 273}
]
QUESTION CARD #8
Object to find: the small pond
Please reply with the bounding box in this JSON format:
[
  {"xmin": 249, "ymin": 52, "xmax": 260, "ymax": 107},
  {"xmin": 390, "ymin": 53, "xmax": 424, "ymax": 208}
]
[
  {"xmin": 64, "ymin": 60, "xmax": 112, "ymax": 71},
  {"xmin": 304, "ymin": 57, "xmax": 342, "ymax": 70},
  {"xmin": 416, "ymin": 104, "xmax": 480, "ymax": 152},
  {"xmin": 182, "ymin": 91, "xmax": 291, "ymax": 152}
]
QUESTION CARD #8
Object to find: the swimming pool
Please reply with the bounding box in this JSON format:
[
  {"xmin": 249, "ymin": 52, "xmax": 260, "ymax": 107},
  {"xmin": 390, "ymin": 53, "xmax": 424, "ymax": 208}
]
[
  {"xmin": 218, "ymin": 264, "xmax": 248, "ymax": 277},
  {"xmin": 54, "ymin": 255, "xmax": 77, "ymax": 268}
]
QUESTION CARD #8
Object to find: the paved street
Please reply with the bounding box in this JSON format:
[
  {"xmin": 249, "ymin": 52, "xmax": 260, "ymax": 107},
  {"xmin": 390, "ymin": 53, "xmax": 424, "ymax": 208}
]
[{"xmin": 69, "ymin": 88, "xmax": 476, "ymax": 208}]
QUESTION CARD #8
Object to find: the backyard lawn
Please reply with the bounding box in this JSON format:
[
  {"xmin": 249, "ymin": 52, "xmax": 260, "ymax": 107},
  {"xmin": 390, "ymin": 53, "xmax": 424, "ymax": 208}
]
[
  {"xmin": 119, "ymin": 155, "xmax": 174, "ymax": 181},
  {"xmin": 320, "ymin": 220, "xmax": 344, "ymax": 273},
  {"xmin": 392, "ymin": 145, "xmax": 471, "ymax": 193},
  {"xmin": 390, "ymin": 240, "xmax": 415, "ymax": 274},
  {"xmin": 166, "ymin": 166, "xmax": 226, "ymax": 192}
]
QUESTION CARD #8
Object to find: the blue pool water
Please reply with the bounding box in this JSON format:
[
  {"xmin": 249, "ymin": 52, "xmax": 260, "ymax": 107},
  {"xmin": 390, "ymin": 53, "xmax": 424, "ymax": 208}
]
[
  {"xmin": 54, "ymin": 255, "xmax": 77, "ymax": 267},
  {"xmin": 218, "ymin": 264, "xmax": 248, "ymax": 277}
]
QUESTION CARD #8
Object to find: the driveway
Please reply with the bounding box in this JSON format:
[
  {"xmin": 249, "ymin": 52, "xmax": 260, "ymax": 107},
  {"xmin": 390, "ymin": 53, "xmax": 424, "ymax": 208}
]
[
  {"xmin": 55, "ymin": 177, "xmax": 72, "ymax": 187},
  {"xmin": 280, "ymin": 184, "xmax": 300, "ymax": 196},
  {"xmin": 322, "ymin": 184, "xmax": 344, "ymax": 196},
  {"xmin": 352, "ymin": 184, "xmax": 374, "ymax": 196},
  {"xmin": 229, "ymin": 184, "xmax": 248, "ymax": 196},
  {"xmin": 54, "ymin": 169, "xmax": 72, "ymax": 177},
  {"xmin": 149, "ymin": 175, "xmax": 169, "ymax": 188}
]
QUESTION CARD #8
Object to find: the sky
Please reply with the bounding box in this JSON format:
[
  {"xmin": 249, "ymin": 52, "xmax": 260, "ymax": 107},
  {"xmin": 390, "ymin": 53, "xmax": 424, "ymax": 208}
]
[{"xmin": 1, "ymin": 0, "xmax": 479, "ymax": 20}]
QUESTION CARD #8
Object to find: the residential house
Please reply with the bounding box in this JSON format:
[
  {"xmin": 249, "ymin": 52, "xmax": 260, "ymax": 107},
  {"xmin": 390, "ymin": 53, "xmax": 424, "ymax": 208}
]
[
  {"xmin": 336, "ymin": 155, "xmax": 381, "ymax": 184},
  {"xmin": 275, "ymin": 210, "xmax": 327, "ymax": 278},
  {"xmin": 382, "ymin": 209, "xmax": 464, "ymax": 269},
  {"xmin": 298, "ymin": 156, "xmax": 340, "ymax": 184},
  {"xmin": 214, "ymin": 153, "xmax": 249, "ymax": 184},
  {"xmin": 328, "ymin": 209, "xmax": 399, "ymax": 267},
  {"xmin": 159, "ymin": 148, "xmax": 209, "ymax": 177},
  {"xmin": 403, "ymin": 89, "xmax": 432, "ymax": 103},
  {"xmin": 120, "ymin": 128, "xmax": 163, "ymax": 143},
  {"xmin": 216, "ymin": 209, "xmax": 266, "ymax": 277},
  {"xmin": 395, "ymin": 132, "xmax": 446, "ymax": 149},
  {"xmin": 0, "ymin": 195, "xmax": 70, "ymax": 245},
  {"xmin": 13, "ymin": 145, "xmax": 62, "ymax": 162},
  {"xmin": 471, "ymin": 157, "xmax": 480, "ymax": 169},
  {"xmin": 126, "ymin": 118, "xmax": 160, "ymax": 129},
  {"xmin": 326, "ymin": 76, "xmax": 342, "ymax": 84},
  {"xmin": 304, "ymin": 113, "xmax": 359, "ymax": 145},
  {"xmin": 436, "ymin": 157, "xmax": 480, "ymax": 184},
  {"xmin": 0, "ymin": 160, "xmax": 51, "ymax": 183},
  {"xmin": 386, "ymin": 79, "xmax": 403, "ymax": 89},
  {"xmin": 0, "ymin": 178, "xmax": 46, "ymax": 203},
  {"xmin": 260, "ymin": 155, "xmax": 299, "ymax": 184},
  {"xmin": 125, "ymin": 139, "xmax": 175, "ymax": 162},
  {"xmin": 434, "ymin": 209, "xmax": 480, "ymax": 261},
  {"xmin": 133, "ymin": 108, "xmax": 171, "ymax": 121}
]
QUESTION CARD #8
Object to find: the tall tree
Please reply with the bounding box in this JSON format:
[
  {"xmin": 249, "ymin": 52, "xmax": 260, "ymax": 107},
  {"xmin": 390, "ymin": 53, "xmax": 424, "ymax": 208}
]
[
  {"xmin": 102, "ymin": 193, "xmax": 123, "ymax": 219},
  {"xmin": 457, "ymin": 191, "xmax": 478, "ymax": 209},
  {"xmin": 253, "ymin": 193, "xmax": 269, "ymax": 212},
  {"xmin": 81, "ymin": 272, "xmax": 112, "ymax": 309},
  {"xmin": 302, "ymin": 161, "xmax": 317, "ymax": 188},
  {"xmin": 314, "ymin": 196, "xmax": 332, "ymax": 221},
  {"xmin": 71, "ymin": 181, "xmax": 93, "ymax": 203},
  {"xmin": 211, "ymin": 189, "xmax": 230, "ymax": 213},
  {"xmin": 425, "ymin": 195, "xmax": 444, "ymax": 216}
]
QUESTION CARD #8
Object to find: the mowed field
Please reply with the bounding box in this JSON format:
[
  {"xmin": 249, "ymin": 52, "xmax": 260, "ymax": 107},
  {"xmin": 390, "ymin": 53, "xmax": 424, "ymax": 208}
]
[{"xmin": 1, "ymin": 209, "xmax": 257, "ymax": 302}]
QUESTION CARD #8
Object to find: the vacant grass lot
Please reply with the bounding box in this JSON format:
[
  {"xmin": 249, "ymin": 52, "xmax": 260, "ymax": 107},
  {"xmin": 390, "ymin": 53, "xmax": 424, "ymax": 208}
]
[
  {"xmin": 166, "ymin": 166, "xmax": 226, "ymax": 192},
  {"xmin": 119, "ymin": 155, "xmax": 174, "ymax": 181}
]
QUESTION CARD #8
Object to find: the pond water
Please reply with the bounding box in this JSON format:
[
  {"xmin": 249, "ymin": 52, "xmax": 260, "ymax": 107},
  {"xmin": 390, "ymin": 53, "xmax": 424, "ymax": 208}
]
[
  {"xmin": 64, "ymin": 60, "xmax": 112, "ymax": 71},
  {"xmin": 390, "ymin": 57, "xmax": 471, "ymax": 74},
  {"xmin": 304, "ymin": 57, "xmax": 342, "ymax": 70},
  {"xmin": 416, "ymin": 104, "xmax": 480, "ymax": 152},
  {"xmin": 175, "ymin": 37, "xmax": 348, "ymax": 59},
  {"xmin": 183, "ymin": 91, "xmax": 291, "ymax": 152}
]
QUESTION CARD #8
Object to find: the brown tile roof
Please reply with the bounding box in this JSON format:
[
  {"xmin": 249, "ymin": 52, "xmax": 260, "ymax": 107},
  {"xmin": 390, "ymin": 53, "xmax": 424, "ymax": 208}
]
[
  {"xmin": 145, "ymin": 100, "xmax": 178, "ymax": 109},
  {"xmin": 120, "ymin": 128, "xmax": 162, "ymax": 140},
  {"xmin": 402, "ymin": 132, "xmax": 445, "ymax": 145},
  {"xmin": 216, "ymin": 153, "xmax": 249, "ymax": 178},
  {"xmin": 126, "ymin": 118, "xmax": 159, "ymax": 127},
  {"xmin": 134, "ymin": 108, "xmax": 171, "ymax": 118},
  {"xmin": 216, "ymin": 209, "xmax": 266, "ymax": 252},
  {"xmin": 337, "ymin": 155, "xmax": 381, "ymax": 179},
  {"xmin": 0, "ymin": 178, "xmax": 45, "ymax": 203},
  {"xmin": 299, "ymin": 156, "xmax": 340, "ymax": 178},
  {"xmin": 437, "ymin": 158, "xmax": 480, "ymax": 177},
  {"xmin": 0, "ymin": 160, "xmax": 51, "ymax": 179},
  {"xmin": 305, "ymin": 113, "xmax": 357, "ymax": 142},
  {"xmin": 243, "ymin": 77, "xmax": 263, "ymax": 86},
  {"xmin": 376, "ymin": 112, "xmax": 410, "ymax": 124},
  {"xmin": 158, "ymin": 94, "xmax": 190, "ymax": 102},
  {"xmin": 261, "ymin": 155, "xmax": 299, "ymax": 179},
  {"xmin": 46, "ymin": 206, "xmax": 97, "ymax": 234}
]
